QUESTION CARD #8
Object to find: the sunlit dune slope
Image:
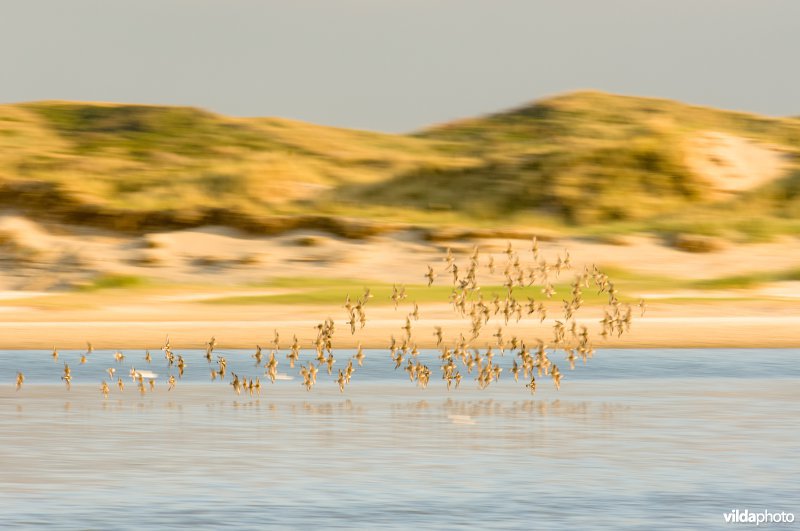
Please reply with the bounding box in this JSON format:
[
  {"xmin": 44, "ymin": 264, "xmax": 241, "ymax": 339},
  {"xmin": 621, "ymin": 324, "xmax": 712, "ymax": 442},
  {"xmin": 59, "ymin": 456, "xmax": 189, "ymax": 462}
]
[{"xmin": 1, "ymin": 91, "xmax": 799, "ymax": 239}]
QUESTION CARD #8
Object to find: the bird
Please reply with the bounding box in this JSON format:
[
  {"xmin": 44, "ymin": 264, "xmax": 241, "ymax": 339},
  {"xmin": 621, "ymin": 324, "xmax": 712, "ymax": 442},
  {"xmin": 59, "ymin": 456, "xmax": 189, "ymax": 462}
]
[
  {"xmin": 62, "ymin": 363, "xmax": 72, "ymax": 391},
  {"xmin": 354, "ymin": 343, "xmax": 365, "ymax": 366},
  {"xmin": 15, "ymin": 371, "xmax": 24, "ymax": 391},
  {"xmin": 526, "ymin": 375, "xmax": 536, "ymax": 395},
  {"xmin": 52, "ymin": 346, "xmax": 58, "ymax": 362},
  {"xmin": 287, "ymin": 336, "xmax": 300, "ymax": 368},
  {"xmin": 433, "ymin": 326, "xmax": 443, "ymax": 347},
  {"xmin": 551, "ymin": 364, "xmax": 562, "ymax": 390},
  {"xmin": 101, "ymin": 381, "xmax": 110, "ymax": 398},
  {"xmin": 206, "ymin": 336, "xmax": 216, "ymax": 362},
  {"xmin": 401, "ymin": 317, "xmax": 412, "ymax": 337},
  {"xmin": 409, "ymin": 302, "xmax": 420, "ymax": 321},
  {"xmin": 425, "ymin": 266, "xmax": 436, "ymax": 287},
  {"xmin": 272, "ymin": 329, "xmax": 280, "ymax": 350}
]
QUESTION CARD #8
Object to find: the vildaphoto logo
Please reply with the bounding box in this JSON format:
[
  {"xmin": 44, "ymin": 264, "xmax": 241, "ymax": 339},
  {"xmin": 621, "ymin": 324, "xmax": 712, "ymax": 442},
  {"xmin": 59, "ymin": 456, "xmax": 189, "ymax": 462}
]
[{"xmin": 723, "ymin": 509, "xmax": 795, "ymax": 525}]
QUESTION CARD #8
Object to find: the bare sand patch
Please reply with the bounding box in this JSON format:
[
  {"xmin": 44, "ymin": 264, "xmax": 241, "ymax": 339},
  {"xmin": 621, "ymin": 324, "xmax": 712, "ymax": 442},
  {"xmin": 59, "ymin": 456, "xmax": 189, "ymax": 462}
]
[{"xmin": 685, "ymin": 131, "xmax": 789, "ymax": 199}]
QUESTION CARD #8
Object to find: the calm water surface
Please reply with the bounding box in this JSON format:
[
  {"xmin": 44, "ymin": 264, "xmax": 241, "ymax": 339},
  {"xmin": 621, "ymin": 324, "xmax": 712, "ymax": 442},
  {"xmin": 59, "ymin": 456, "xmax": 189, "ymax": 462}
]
[{"xmin": 1, "ymin": 349, "xmax": 798, "ymax": 530}]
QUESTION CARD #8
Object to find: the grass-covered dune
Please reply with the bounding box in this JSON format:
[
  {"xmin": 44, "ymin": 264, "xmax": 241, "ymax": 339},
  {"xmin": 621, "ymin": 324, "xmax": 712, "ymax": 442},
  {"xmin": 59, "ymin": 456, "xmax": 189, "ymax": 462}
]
[{"xmin": 1, "ymin": 91, "xmax": 800, "ymax": 241}]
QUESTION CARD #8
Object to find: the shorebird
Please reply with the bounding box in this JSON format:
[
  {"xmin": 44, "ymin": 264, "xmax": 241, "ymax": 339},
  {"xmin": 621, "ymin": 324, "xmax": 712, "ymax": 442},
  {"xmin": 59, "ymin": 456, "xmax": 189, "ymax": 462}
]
[
  {"xmin": 391, "ymin": 284, "xmax": 407, "ymax": 309},
  {"xmin": 168, "ymin": 375, "xmax": 176, "ymax": 391},
  {"xmin": 162, "ymin": 335, "xmax": 173, "ymax": 365},
  {"xmin": 425, "ymin": 266, "xmax": 435, "ymax": 286},
  {"xmin": 107, "ymin": 368, "xmax": 116, "ymax": 379},
  {"xmin": 409, "ymin": 302, "xmax": 420, "ymax": 321},
  {"xmin": 444, "ymin": 247, "xmax": 454, "ymax": 271},
  {"xmin": 52, "ymin": 346, "xmax": 58, "ymax": 363},
  {"xmin": 145, "ymin": 350, "xmax": 152, "ymax": 363},
  {"xmin": 638, "ymin": 298, "xmax": 646, "ymax": 317},
  {"xmin": 272, "ymin": 329, "xmax": 280, "ymax": 350},
  {"xmin": 266, "ymin": 351, "xmax": 278, "ymax": 382},
  {"xmin": 300, "ymin": 364, "xmax": 311, "ymax": 390},
  {"xmin": 551, "ymin": 364, "xmax": 562, "ymax": 390},
  {"xmin": 205, "ymin": 336, "xmax": 216, "ymax": 362},
  {"xmin": 287, "ymin": 336, "xmax": 300, "ymax": 368},
  {"xmin": 526, "ymin": 375, "xmax": 536, "ymax": 395},
  {"xmin": 401, "ymin": 317, "xmax": 412, "ymax": 337},
  {"xmin": 354, "ymin": 343, "xmax": 365, "ymax": 366},
  {"xmin": 117, "ymin": 377, "xmax": 124, "ymax": 392},
  {"xmin": 357, "ymin": 304, "xmax": 366, "ymax": 329},
  {"xmin": 433, "ymin": 326, "xmax": 443, "ymax": 347},
  {"xmin": 16, "ymin": 371, "xmax": 24, "ymax": 391},
  {"xmin": 565, "ymin": 348, "xmax": 576, "ymax": 370},
  {"xmin": 361, "ymin": 287, "xmax": 373, "ymax": 305},
  {"xmin": 392, "ymin": 349, "xmax": 404, "ymax": 370},
  {"xmin": 101, "ymin": 381, "xmax": 110, "ymax": 398}
]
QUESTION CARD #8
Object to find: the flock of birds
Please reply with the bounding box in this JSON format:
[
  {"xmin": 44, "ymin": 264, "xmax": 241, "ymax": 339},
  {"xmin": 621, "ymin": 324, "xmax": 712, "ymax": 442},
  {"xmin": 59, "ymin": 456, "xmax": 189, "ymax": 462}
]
[{"xmin": 13, "ymin": 238, "xmax": 644, "ymax": 397}]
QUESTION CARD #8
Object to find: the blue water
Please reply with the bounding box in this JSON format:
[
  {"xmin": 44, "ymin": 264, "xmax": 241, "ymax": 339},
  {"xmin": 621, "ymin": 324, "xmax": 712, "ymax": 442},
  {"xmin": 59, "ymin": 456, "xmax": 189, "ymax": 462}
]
[{"xmin": 1, "ymin": 349, "xmax": 798, "ymax": 530}]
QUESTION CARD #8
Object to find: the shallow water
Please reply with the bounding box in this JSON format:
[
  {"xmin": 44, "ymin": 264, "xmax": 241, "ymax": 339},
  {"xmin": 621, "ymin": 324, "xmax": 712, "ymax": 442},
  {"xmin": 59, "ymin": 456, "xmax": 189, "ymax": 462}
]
[{"xmin": 1, "ymin": 349, "xmax": 798, "ymax": 530}]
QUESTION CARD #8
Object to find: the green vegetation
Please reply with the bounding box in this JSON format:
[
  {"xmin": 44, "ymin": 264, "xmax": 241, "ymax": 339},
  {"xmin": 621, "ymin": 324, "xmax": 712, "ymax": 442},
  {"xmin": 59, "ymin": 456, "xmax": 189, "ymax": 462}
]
[
  {"xmin": 201, "ymin": 266, "xmax": 800, "ymax": 306},
  {"xmin": 204, "ymin": 272, "xmax": 666, "ymax": 306},
  {"xmin": 76, "ymin": 274, "xmax": 149, "ymax": 291},
  {"xmin": 691, "ymin": 267, "xmax": 800, "ymax": 289},
  {"xmin": 2, "ymin": 92, "xmax": 800, "ymax": 241}
]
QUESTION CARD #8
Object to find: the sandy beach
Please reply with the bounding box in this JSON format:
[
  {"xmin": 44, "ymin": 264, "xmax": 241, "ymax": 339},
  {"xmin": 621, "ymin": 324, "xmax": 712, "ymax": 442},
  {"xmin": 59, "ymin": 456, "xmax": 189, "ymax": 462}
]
[
  {"xmin": 0, "ymin": 301, "xmax": 798, "ymax": 350},
  {"xmin": 0, "ymin": 216, "xmax": 798, "ymax": 350}
]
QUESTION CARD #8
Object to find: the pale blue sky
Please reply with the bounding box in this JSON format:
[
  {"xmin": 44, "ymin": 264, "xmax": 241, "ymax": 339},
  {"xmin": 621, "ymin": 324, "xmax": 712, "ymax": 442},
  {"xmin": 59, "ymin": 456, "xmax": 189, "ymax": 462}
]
[{"xmin": 1, "ymin": 0, "xmax": 797, "ymax": 132}]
